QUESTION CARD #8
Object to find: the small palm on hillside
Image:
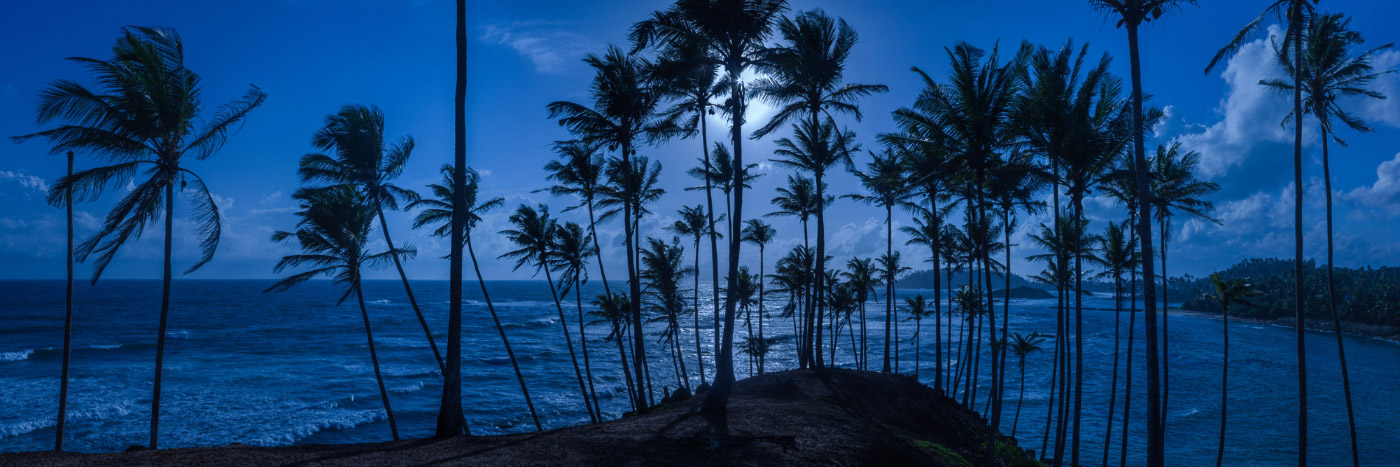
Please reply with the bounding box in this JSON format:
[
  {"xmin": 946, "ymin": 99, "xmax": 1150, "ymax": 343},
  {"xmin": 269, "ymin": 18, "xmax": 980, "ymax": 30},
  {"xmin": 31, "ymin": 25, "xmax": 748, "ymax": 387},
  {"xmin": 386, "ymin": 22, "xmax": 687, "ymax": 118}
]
[
  {"xmin": 1206, "ymin": 272, "xmax": 1260, "ymax": 467},
  {"xmin": 1010, "ymin": 332, "xmax": 1047, "ymax": 437}
]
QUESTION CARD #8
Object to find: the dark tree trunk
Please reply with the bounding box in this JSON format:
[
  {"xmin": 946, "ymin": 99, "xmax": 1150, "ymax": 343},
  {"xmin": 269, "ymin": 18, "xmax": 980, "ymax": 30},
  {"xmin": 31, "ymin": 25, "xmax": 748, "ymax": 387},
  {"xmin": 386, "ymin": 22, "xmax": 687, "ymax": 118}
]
[
  {"xmin": 1321, "ymin": 124, "xmax": 1360, "ymax": 467},
  {"xmin": 575, "ymin": 269, "xmax": 602, "ymax": 415},
  {"xmin": 622, "ymin": 140, "xmax": 649, "ymax": 412},
  {"xmin": 436, "ymin": 0, "xmax": 470, "ymax": 437},
  {"xmin": 356, "ymin": 280, "xmax": 399, "ymax": 440},
  {"xmin": 56, "ymin": 151, "xmax": 74, "ymax": 452},
  {"xmin": 149, "ymin": 183, "xmax": 174, "ymax": 449},
  {"xmin": 1126, "ymin": 22, "xmax": 1164, "ymax": 467},
  {"xmin": 758, "ymin": 245, "xmax": 766, "ymax": 374},
  {"xmin": 1013, "ymin": 360, "xmax": 1026, "ymax": 438},
  {"xmin": 702, "ymin": 66, "xmax": 745, "ymax": 427},
  {"xmin": 1104, "ymin": 274, "xmax": 1123, "ymax": 466},
  {"xmin": 544, "ymin": 263, "xmax": 598, "ymax": 422},
  {"xmin": 1071, "ymin": 195, "xmax": 1085, "ymax": 466},
  {"xmin": 1290, "ymin": 11, "xmax": 1309, "ymax": 465},
  {"xmin": 1121, "ymin": 235, "xmax": 1139, "ymax": 467},
  {"xmin": 1217, "ymin": 303, "xmax": 1230, "ymax": 467},
  {"xmin": 468, "ymin": 238, "xmax": 541, "ymax": 430},
  {"xmin": 693, "ymin": 238, "xmax": 706, "ymax": 385},
  {"xmin": 883, "ymin": 205, "xmax": 894, "ymax": 373},
  {"xmin": 812, "ymin": 171, "xmax": 827, "ymax": 369},
  {"xmin": 376, "ymin": 206, "xmax": 443, "ymax": 373}
]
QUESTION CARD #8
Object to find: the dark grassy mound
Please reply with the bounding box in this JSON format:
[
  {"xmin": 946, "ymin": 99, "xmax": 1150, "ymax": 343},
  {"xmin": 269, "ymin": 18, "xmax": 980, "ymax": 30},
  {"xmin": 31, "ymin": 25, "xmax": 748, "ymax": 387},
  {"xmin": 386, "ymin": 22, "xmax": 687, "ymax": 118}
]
[{"xmin": 3, "ymin": 369, "xmax": 1042, "ymax": 466}]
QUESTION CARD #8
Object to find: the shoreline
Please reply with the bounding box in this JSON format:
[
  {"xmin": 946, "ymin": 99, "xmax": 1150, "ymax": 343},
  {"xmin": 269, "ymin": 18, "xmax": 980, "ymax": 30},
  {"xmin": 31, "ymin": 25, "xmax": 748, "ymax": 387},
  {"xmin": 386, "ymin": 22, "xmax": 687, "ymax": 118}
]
[{"xmin": 1166, "ymin": 308, "xmax": 1400, "ymax": 342}]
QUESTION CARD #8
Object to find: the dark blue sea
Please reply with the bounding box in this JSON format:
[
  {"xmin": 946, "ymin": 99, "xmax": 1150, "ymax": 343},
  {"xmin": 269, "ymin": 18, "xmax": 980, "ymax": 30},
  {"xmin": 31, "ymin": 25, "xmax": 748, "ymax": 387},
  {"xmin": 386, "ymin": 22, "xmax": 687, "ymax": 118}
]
[{"xmin": 1, "ymin": 279, "xmax": 1396, "ymax": 465}]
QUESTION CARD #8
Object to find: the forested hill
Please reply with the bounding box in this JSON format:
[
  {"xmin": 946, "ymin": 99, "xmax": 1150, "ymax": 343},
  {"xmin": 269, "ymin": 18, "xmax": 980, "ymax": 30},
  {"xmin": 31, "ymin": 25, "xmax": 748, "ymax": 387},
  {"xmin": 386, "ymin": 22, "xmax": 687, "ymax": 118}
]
[
  {"xmin": 1179, "ymin": 258, "xmax": 1400, "ymax": 327},
  {"xmin": 896, "ymin": 269, "xmax": 1041, "ymax": 291}
]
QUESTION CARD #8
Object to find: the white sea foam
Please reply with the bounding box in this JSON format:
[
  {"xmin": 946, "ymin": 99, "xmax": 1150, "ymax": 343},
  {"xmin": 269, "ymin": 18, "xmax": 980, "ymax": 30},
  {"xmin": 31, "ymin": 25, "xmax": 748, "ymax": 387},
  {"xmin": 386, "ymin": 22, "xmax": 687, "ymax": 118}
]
[
  {"xmin": 0, "ymin": 349, "xmax": 34, "ymax": 362},
  {"xmin": 369, "ymin": 299, "xmax": 392, "ymax": 305}
]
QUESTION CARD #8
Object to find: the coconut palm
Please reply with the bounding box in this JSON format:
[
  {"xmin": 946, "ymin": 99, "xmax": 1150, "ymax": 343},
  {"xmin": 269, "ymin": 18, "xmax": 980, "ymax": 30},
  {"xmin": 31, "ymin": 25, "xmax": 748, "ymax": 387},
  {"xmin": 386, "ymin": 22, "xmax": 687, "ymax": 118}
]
[
  {"xmin": 1205, "ymin": 273, "xmax": 1261, "ymax": 467},
  {"xmin": 542, "ymin": 140, "xmax": 616, "ymax": 297},
  {"xmin": 845, "ymin": 149, "xmax": 914, "ymax": 373},
  {"xmin": 1149, "ymin": 142, "xmax": 1219, "ymax": 433},
  {"xmin": 667, "ymin": 205, "xmax": 718, "ymax": 385},
  {"xmin": 888, "ymin": 127, "xmax": 956, "ymax": 392},
  {"xmin": 632, "ymin": 0, "xmax": 789, "ymax": 422},
  {"xmin": 879, "ymin": 252, "xmax": 912, "ymax": 372},
  {"xmin": 772, "ymin": 118, "xmax": 859, "ymax": 368},
  {"xmin": 1208, "ymin": 2, "xmax": 1317, "ymax": 462},
  {"xmin": 1010, "ymin": 332, "xmax": 1047, "ymax": 438},
  {"xmin": 266, "ymin": 187, "xmax": 409, "ymax": 441},
  {"xmin": 639, "ymin": 237, "xmax": 694, "ymax": 390},
  {"xmin": 295, "ymin": 105, "xmax": 440, "ymax": 373},
  {"xmin": 773, "ymin": 246, "xmax": 816, "ymax": 355},
  {"xmin": 767, "ymin": 174, "xmax": 828, "ymax": 367},
  {"xmin": 725, "ymin": 267, "xmax": 762, "ymax": 375},
  {"xmin": 900, "ymin": 212, "xmax": 947, "ymax": 387},
  {"xmin": 409, "ymin": 165, "xmax": 542, "ymax": 431},
  {"xmin": 52, "ymin": 151, "xmax": 75, "ymax": 452},
  {"xmin": 902, "ymin": 295, "xmax": 934, "ymax": 378},
  {"xmin": 437, "ymin": 0, "xmax": 471, "ymax": 436},
  {"xmin": 741, "ymin": 219, "xmax": 777, "ymax": 374},
  {"xmin": 548, "ymin": 45, "xmax": 673, "ymax": 411},
  {"xmin": 840, "ymin": 258, "xmax": 879, "ymax": 371},
  {"xmin": 1091, "ymin": 2, "xmax": 1198, "ymax": 462},
  {"xmin": 499, "ymin": 204, "xmax": 598, "ymax": 423},
  {"xmin": 1099, "ymin": 220, "xmax": 1139, "ymax": 465},
  {"xmin": 16, "ymin": 27, "xmax": 266, "ymax": 449},
  {"xmin": 987, "ymin": 151, "xmax": 1046, "ymax": 415},
  {"xmin": 552, "ymin": 222, "xmax": 605, "ymax": 416},
  {"xmin": 1261, "ymin": 15, "xmax": 1391, "ymax": 464},
  {"xmin": 588, "ymin": 293, "xmax": 638, "ymax": 410},
  {"xmin": 688, "ymin": 143, "xmax": 758, "ymax": 236}
]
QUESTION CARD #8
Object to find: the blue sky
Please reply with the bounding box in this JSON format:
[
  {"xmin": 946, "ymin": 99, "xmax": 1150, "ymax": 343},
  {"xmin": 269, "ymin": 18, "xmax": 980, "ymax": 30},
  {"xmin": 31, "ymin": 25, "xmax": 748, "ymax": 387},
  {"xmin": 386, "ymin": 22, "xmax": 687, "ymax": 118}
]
[{"xmin": 2, "ymin": 0, "xmax": 1398, "ymax": 282}]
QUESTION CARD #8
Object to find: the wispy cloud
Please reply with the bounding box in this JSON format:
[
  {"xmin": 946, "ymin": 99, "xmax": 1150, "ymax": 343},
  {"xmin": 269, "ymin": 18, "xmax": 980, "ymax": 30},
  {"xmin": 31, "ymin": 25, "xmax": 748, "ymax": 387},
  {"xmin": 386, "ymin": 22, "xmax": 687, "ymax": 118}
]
[
  {"xmin": 478, "ymin": 20, "xmax": 596, "ymax": 74},
  {"xmin": 0, "ymin": 170, "xmax": 48, "ymax": 193}
]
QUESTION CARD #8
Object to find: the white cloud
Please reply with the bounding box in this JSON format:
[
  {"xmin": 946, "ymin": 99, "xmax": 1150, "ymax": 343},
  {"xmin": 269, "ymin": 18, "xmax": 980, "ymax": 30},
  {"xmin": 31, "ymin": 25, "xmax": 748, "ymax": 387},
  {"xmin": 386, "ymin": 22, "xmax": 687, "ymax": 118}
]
[
  {"xmin": 1358, "ymin": 50, "xmax": 1400, "ymax": 128},
  {"xmin": 1343, "ymin": 152, "xmax": 1400, "ymax": 217},
  {"xmin": 479, "ymin": 21, "xmax": 596, "ymax": 74},
  {"xmin": 259, "ymin": 190, "xmax": 283, "ymax": 205},
  {"xmin": 0, "ymin": 170, "xmax": 48, "ymax": 193}
]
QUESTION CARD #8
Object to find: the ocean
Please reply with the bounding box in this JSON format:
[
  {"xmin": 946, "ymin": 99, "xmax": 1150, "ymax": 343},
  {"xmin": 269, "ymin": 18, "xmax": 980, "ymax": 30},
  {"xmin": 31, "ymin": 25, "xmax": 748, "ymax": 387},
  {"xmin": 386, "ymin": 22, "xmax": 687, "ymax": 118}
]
[{"xmin": 1, "ymin": 279, "xmax": 1396, "ymax": 465}]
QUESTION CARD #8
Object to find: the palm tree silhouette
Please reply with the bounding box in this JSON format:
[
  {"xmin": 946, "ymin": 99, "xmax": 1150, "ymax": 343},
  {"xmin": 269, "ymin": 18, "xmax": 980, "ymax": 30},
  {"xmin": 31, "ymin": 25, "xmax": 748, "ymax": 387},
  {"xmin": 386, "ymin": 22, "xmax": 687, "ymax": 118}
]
[
  {"xmin": 1098, "ymin": 220, "xmax": 1139, "ymax": 465},
  {"xmin": 548, "ymin": 46, "xmax": 673, "ymax": 411},
  {"xmin": 1262, "ymin": 15, "xmax": 1391, "ymax": 464},
  {"xmin": 988, "ymin": 151, "xmax": 1046, "ymax": 413},
  {"xmin": 841, "ymin": 257, "xmax": 878, "ymax": 371},
  {"xmin": 1010, "ymin": 332, "xmax": 1047, "ymax": 438},
  {"xmin": 1204, "ymin": 273, "xmax": 1260, "ymax": 467},
  {"xmin": 846, "ymin": 149, "xmax": 913, "ymax": 373},
  {"xmin": 640, "ymin": 237, "xmax": 694, "ymax": 391},
  {"xmin": 409, "ymin": 165, "xmax": 541, "ymax": 432},
  {"xmin": 588, "ymin": 293, "xmax": 638, "ymax": 409},
  {"xmin": 52, "ymin": 151, "xmax": 75, "ymax": 452},
  {"xmin": 901, "ymin": 213, "xmax": 946, "ymax": 387},
  {"xmin": 668, "ymin": 205, "xmax": 717, "ymax": 385},
  {"xmin": 296, "ymin": 105, "xmax": 441, "ymax": 373},
  {"xmin": 552, "ymin": 222, "xmax": 605, "ymax": 417},
  {"xmin": 16, "ymin": 27, "xmax": 266, "ymax": 449},
  {"xmin": 1091, "ymin": 2, "xmax": 1198, "ymax": 462},
  {"xmin": 902, "ymin": 295, "xmax": 933, "ymax": 378},
  {"xmin": 767, "ymin": 175, "xmax": 828, "ymax": 368},
  {"xmin": 687, "ymin": 143, "xmax": 757, "ymax": 243},
  {"xmin": 437, "ymin": 0, "xmax": 470, "ymax": 436},
  {"xmin": 741, "ymin": 219, "xmax": 776, "ymax": 374},
  {"xmin": 266, "ymin": 187, "xmax": 410, "ymax": 441},
  {"xmin": 499, "ymin": 204, "xmax": 598, "ymax": 423},
  {"xmin": 1209, "ymin": 1, "xmax": 1317, "ymax": 462}
]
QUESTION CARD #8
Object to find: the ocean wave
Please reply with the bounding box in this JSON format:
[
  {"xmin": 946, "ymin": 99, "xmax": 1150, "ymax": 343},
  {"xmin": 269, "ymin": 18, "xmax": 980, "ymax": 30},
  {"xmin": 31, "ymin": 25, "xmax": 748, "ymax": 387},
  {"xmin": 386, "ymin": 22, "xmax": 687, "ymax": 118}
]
[
  {"xmin": 479, "ymin": 355, "xmax": 533, "ymax": 365},
  {"xmin": 249, "ymin": 408, "xmax": 385, "ymax": 447},
  {"xmin": 165, "ymin": 330, "xmax": 191, "ymax": 340},
  {"xmin": 0, "ymin": 349, "xmax": 34, "ymax": 362},
  {"xmin": 0, "ymin": 401, "xmax": 133, "ymax": 439},
  {"xmin": 390, "ymin": 381, "xmax": 426, "ymax": 394},
  {"xmin": 369, "ymin": 299, "xmax": 392, "ymax": 305}
]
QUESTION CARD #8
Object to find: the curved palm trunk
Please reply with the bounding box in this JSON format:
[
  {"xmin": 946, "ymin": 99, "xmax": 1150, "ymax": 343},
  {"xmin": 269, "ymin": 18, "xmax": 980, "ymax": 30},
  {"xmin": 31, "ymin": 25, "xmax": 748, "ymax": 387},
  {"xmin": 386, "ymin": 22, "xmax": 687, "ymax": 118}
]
[
  {"xmin": 1321, "ymin": 129, "xmax": 1360, "ymax": 467},
  {"xmin": 355, "ymin": 279, "xmax": 400, "ymax": 440},
  {"xmin": 692, "ymin": 237, "xmax": 707, "ymax": 385},
  {"xmin": 149, "ymin": 183, "xmax": 174, "ymax": 449},
  {"xmin": 800, "ymin": 218, "xmax": 811, "ymax": 367},
  {"xmin": 883, "ymin": 204, "xmax": 894, "ymax": 373},
  {"xmin": 56, "ymin": 151, "xmax": 74, "ymax": 452},
  {"xmin": 1126, "ymin": 22, "xmax": 1164, "ymax": 467},
  {"xmin": 1013, "ymin": 359, "xmax": 1026, "ymax": 438},
  {"xmin": 1216, "ymin": 303, "xmax": 1230, "ymax": 467},
  {"xmin": 468, "ymin": 237, "xmax": 541, "ymax": 431},
  {"xmin": 620, "ymin": 141, "xmax": 649, "ymax": 413},
  {"xmin": 574, "ymin": 269, "xmax": 602, "ymax": 417},
  {"xmin": 614, "ymin": 322, "xmax": 636, "ymax": 411},
  {"xmin": 1120, "ymin": 248, "xmax": 1139, "ymax": 467},
  {"xmin": 1103, "ymin": 274, "xmax": 1123, "ymax": 466},
  {"xmin": 375, "ymin": 207, "xmax": 443, "ymax": 373},
  {"xmin": 584, "ymin": 197, "xmax": 636, "ymax": 401},
  {"xmin": 437, "ymin": 0, "xmax": 470, "ymax": 437},
  {"xmin": 543, "ymin": 263, "xmax": 598, "ymax": 423}
]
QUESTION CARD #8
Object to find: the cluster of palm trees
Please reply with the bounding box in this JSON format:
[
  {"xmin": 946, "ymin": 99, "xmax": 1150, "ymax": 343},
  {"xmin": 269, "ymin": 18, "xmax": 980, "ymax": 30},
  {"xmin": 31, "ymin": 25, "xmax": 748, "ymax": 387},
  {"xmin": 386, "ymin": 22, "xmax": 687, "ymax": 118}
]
[{"xmin": 15, "ymin": 1, "xmax": 1390, "ymax": 465}]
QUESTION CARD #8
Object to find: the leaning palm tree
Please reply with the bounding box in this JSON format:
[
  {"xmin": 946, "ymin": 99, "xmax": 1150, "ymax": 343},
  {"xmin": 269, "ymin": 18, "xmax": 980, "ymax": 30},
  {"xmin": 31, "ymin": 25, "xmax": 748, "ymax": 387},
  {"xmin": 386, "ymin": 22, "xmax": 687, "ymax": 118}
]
[
  {"xmin": 741, "ymin": 219, "xmax": 776, "ymax": 374},
  {"xmin": 1090, "ymin": 2, "xmax": 1197, "ymax": 463},
  {"xmin": 688, "ymin": 143, "xmax": 758, "ymax": 238},
  {"xmin": 542, "ymin": 140, "xmax": 616, "ymax": 297},
  {"xmin": 266, "ymin": 187, "xmax": 409, "ymax": 441},
  {"xmin": 499, "ymin": 204, "xmax": 598, "ymax": 423},
  {"xmin": 1261, "ymin": 15, "xmax": 1391, "ymax": 464},
  {"xmin": 296, "ymin": 105, "xmax": 440, "ymax": 373},
  {"xmin": 1010, "ymin": 332, "xmax": 1047, "ymax": 438},
  {"xmin": 588, "ymin": 292, "xmax": 638, "ymax": 409},
  {"xmin": 632, "ymin": 0, "xmax": 789, "ymax": 423},
  {"xmin": 900, "ymin": 212, "xmax": 946, "ymax": 385},
  {"xmin": 1208, "ymin": 2, "xmax": 1317, "ymax": 462},
  {"xmin": 640, "ymin": 237, "xmax": 694, "ymax": 391},
  {"xmin": 1205, "ymin": 273, "xmax": 1260, "ymax": 467},
  {"xmin": 548, "ymin": 45, "xmax": 673, "ymax": 411},
  {"xmin": 409, "ymin": 165, "xmax": 541, "ymax": 431},
  {"xmin": 552, "ymin": 222, "xmax": 604, "ymax": 417},
  {"xmin": 667, "ymin": 205, "xmax": 717, "ymax": 385},
  {"xmin": 16, "ymin": 26, "xmax": 266, "ymax": 449},
  {"xmin": 845, "ymin": 149, "xmax": 914, "ymax": 373},
  {"xmin": 1099, "ymin": 220, "xmax": 1139, "ymax": 466},
  {"xmin": 52, "ymin": 151, "xmax": 75, "ymax": 452}
]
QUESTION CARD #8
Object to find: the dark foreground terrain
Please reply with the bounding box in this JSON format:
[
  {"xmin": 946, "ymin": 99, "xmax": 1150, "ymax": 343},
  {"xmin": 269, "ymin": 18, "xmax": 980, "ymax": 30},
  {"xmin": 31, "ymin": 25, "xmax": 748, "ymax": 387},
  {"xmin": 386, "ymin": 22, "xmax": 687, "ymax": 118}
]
[{"xmin": 3, "ymin": 369, "xmax": 1041, "ymax": 466}]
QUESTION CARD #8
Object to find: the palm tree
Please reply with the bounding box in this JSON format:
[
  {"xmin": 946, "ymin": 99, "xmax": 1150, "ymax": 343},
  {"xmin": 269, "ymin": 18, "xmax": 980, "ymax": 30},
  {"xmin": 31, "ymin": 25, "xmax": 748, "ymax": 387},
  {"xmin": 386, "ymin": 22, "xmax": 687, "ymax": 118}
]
[
  {"xmin": 1208, "ymin": 2, "xmax": 1317, "ymax": 462},
  {"xmin": 879, "ymin": 252, "xmax": 912, "ymax": 372},
  {"xmin": 542, "ymin": 139, "xmax": 615, "ymax": 293},
  {"xmin": 846, "ymin": 149, "xmax": 913, "ymax": 373},
  {"xmin": 1091, "ymin": 2, "xmax": 1198, "ymax": 463},
  {"xmin": 1102, "ymin": 155, "xmax": 1149, "ymax": 467},
  {"xmin": 1149, "ymin": 142, "xmax": 1219, "ymax": 433},
  {"xmin": 767, "ymin": 174, "xmax": 828, "ymax": 367},
  {"xmin": 688, "ymin": 143, "xmax": 758, "ymax": 238},
  {"xmin": 1099, "ymin": 220, "xmax": 1139, "ymax": 465},
  {"xmin": 902, "ymin": 295, "xmax": 933, "ymax": 378},
  {"xmin": 640, "ymin": 237, "xmax": 694, "ymax": 390},
  {"xmin": 16, "ymin": 27, "xmax": 266, "ymax": 449},
  {"xmin": 548, "ymin": 45, "xmax": 673, "ymax": 411},
  {"xmin": 552, "ymin": 222, "xmax": 605, "ymax": 417},
  {"xmin": 439, "ymin": 0, "xmax": 469, "ymax": 437},
  {"xmin": 668, "ymin": 205, "xmax": 716, "ymax": 385},
  {"xmin": 499, "ymin": 204, "xmax": 598, "ymax": 423},
  {"xmin": 266, "ymin": 187, "xmax": 409, "ymax": 441},
  {"xmin": 632, "ymin": 0, "xmax": 789, "ymax": 423},
  {"xmin": 1261, "ymin": 15, "xmax": 1391, "ymax": 464},
  {"xmin": 728, "ymin": 267, "xmax": 762, "ymax": 374},
  {"xmin": 773, "ymin": 246, "xmax": 816, "ymax": 355},
  {"xmin": 900, "ymin": 212, "xmax": 945, "ymax": 385},
  {"xmin": 741, "ymin": 219, "xmax": 777, "ymax": 374},
  {"xmin": 987, "ymin": 151, "xmax": 1046, "ymax": 414},
  {"xmin": 772, "ymin": 118, "xmax": 859, "ymax": 368},
  {"xmin": 588, "ymin": 293, "xmax": 638, "ymax": 409},
  {"xmin": 1205, "ymin": 273, "xmax": 1261, "ymax": 467},
  {"xmin": 409, "ymin": 165, "xmax": 541, "ymax": 431},
  {"xmin": 296, "ymin": 105, "xmax": 440, "ymax": 372},
  {"xmin": 840, "ymin": 258, "xmax": 878, "ymax": 371},
  {"xmin": 53, "ymin": 151, "xmax": 75, "ymax": 452},
  {"xmin": 1010, "ymin": 332, "xmax": 1047, "ymax": 438}
]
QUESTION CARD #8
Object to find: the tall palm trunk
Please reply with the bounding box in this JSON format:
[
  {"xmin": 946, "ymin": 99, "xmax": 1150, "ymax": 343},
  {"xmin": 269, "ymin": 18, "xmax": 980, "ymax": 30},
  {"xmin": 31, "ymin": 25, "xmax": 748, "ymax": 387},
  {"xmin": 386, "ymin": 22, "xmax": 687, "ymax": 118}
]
[
  {"xmin": 883, "ymin": 205, "xmax": 894, "ymax": 373},
  {"xmin": 1013, "ymin": 359, "xmax": 1026, "ymax": 438},
  {"xmin": 437, "ymin": 0, "xmax": 470, "ymax": 437},
  {"xmin": 930, "ymin": 194, "xmax": 944, "ymax": 392},
  {"xmin": 1071, "ymin": 196, "xmax": 1085, "ymax": 466},
  {"xmin": 574, "ymin": 269, "xmax": 602, "ymax": 415},
  {"xmin": 701, "ymin": 112, "xmax": 721, "ymax": 383},
  {"xmin": 1103, "ymin": 274, "xmax": 1124, "ymax": 466},
  {"xmin": 758, "ymin": 244, "xmax": 766, "ymax": 374},
  {"xmin": 1120, "ymin": 238, "xmax": 1139, "ymax": 467},
  {"xmin": 1316, "ymin": 124, "xmax": 1360, "ymax": 467},
  {"xmin": 56, "ymin": 151, "xmax": 74, "ymax": 452},
  {"xmin": 149, "ymin": 183, "xmax": 174, "ymax": 450},
  {"xmin": 1126, "ymin": 21, "xmax": 1164, "ymax": 467},
  {"xmin": 692, "ymin": 238, "xmax": 707, "ymax": 385},
  {"xmin": 1289, "ymin": 10, "xmax": 1308, "ymax": 465},
  {"xmin": 1159, "ymin": 222, "xmax": 1170, "ymax": 437},
  {"xmin": 468, "ymin": 237, "xmax": 541, "ymax": 431},
  {"xmin": 621, "ymin": 141, "xmax": 648, "ymax": 412},
  {"xmin": 799, "ymin": 218, "xmax": 810, "ymax": 366},
  {"xmin": 811, "ymin": 171, "xmax": 827, "ymax": 369},
  {"xmin": 1216, "ymin": 302, "xmax": 1231, "ymax": 467},
  {"xmin": 375, "ymin": 207, "xmax": 444, "ymax": 373},
  {"xmin": 543, "ymin": 262, "xmax": 598, "ymax": 423},
  {"xmin": 703, "ymin": 67, "xmax": 744, "ymax": 426},
  {"xmin": 585, "ymin": 197, "xmax": 635, "ymax": 398},
  {"xmin": 355, "ymin": 279, "xmax": 399, "ymax": 440}
]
